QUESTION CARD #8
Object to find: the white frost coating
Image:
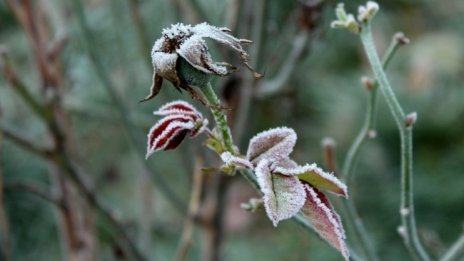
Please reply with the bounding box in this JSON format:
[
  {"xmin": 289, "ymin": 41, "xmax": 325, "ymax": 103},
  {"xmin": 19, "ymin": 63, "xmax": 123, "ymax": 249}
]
[
  {"xmin": 274, "ymin": 162, "xmax": 348, "ymax": 197},
  {"xmin": 161, "ymin": 23, "xmax": 193, "ymax": 39},
  {"xmin": 190, "ymin": 118, "xmax": 209, "ymax": 138},
  {"xmin": 397, "ymin": 226, "xmax": 406, "ymax": 237},
  {"xmin": 246, "ymin": 127, "xmax": 297, "ymax": 165},
  {"xmin": 220, "ymin": 152, "xmax": 253, "ymax": 170},
  {"xmin": 154, "ymin": 100, "xmax": 200, "ymax": 118},
  {"xmin": 152, "ymin": 52, "xmax": 177, "ymax": 76},
  {"xmin": 304, "ymin": 185, "xmax": 349, "ymax": 261},
  {"xmin": 255, "ymin": 159, "xmax": 306, "ymax": 227},
  {"xmin": 151, "ymin": 38, "xmax": 164, "ymax": 60},
  {"xmin": 193, "ymin": 23, "xmax": 245, "ymax": 55},
  {"xmin": 400, "ymin": 207, "xmax": 410, "ymax": 216},
  {"xmin": 146, "ymin": 115, "xmax": 194, "ymax": 158}
]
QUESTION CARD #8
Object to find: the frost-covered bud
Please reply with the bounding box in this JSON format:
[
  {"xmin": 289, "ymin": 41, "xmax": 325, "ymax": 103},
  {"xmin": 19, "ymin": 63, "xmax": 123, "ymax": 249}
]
[
  {"xmin": 146, "ymin": 100, "xmax": 208, "ymax": 158},
  {"xmin": 394, "ymin": 32, "xmax": 410, "ymax": 45},
  {"xmin": 405, "ymin": 112, "xmax": 418, "ymax": 127},
  {"xmin": 361, "ymin": 76, "xmax": 375, "ymax": 91},
  {"xmin": 331, "ymin": 3, "xmax": 360, "ymax": 34},
  {"xmin": 357, "ymin": 1, "xmax": 379, "ymax": 22},
  {"xmin": 141, "ymin": 23, "xmax": 261, "ymax": 103}
]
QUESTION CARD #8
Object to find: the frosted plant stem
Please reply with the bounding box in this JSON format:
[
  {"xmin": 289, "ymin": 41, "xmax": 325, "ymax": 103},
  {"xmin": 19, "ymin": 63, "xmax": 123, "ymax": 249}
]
[
  {"xmin": 201, "ymin": 82, "xmax": 234, "ymax": 152},
  {"xmin": 339, "ymin": 34, "xmax": 403, "ymax": 261},
  {"xmin": 360, "ymin": 22, "xmax": 430, "ymax": 261},
  {"xmin": 440, "ymin": 232, "xmax": 464, "ymax": 261}
]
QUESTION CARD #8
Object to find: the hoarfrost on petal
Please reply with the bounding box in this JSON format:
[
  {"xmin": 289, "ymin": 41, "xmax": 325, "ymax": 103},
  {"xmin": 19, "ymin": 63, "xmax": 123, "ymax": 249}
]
[
  {"xmin": 177, "ymin": 35, "xmax": 230, "ymax": 76},
  {"xmin": 246, "ymin": 127, "xmax": 297, "ymax": 165},
  {"xmin": 152, "ymin": 52, "xmax": 179, "ymax": 83},
  {"xmin": 275, "ymin": 163, "xmax": 348, "ymax": 197},
  {"xmin": 220, "ymin": 152, "xmax": 253, "ymax": 170},
  {"xmin": 154, "ymin": 100, "xmax": 202, "ymax": 121},
  {"xmin": 255, "ymin": 159, "xmax": 306, "ymax": 227},
  {"xmin": 146, "ymin": 115, "xmax": 194, "ymax": 158},
  {"xmin": 301, "ymin": 185, "xmax": 349, "ymax": 261},
  {"xmin": 193, "ymin": 23, "xmax": 246, "ymax": 55}
]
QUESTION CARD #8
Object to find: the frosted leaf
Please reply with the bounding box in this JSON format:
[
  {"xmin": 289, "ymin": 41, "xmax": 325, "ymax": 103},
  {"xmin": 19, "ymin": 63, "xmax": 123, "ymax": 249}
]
[
  {"xmin": 255, "ymin": 159, "xmax": 306, "ymax": 226},
  {"xmin": 151, "ymin": 51, "xmax": 179, "ymax": 85},
  {"xmin": 301, "ymin": 185, "xmax": 349, "ymax": 261},
  {"xmin": 246, "ymin": 127, "xmax": 297, "ymax": 165},
  {"xmin": 146, "ymin": 115, "xmax": 194, "ymax": 158},
  {"xmin": 193, "ymin": 23, "xmax": 247, "ymax": 57},
  {"xmin": 189, "ymin": 118, "xmax": 208, "ymax": 138},
  {"xmin": 220, "ymin": 152, "xmax": 253, "ymax": 170},
  {"xmin": 274, "ymin": 163, "xmax": 347, "ymax": 197}
]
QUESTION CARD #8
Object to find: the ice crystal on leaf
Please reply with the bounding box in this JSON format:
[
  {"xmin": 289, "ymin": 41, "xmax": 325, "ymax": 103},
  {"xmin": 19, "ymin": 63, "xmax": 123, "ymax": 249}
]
[
  {"xmin": 301, "ymin": 185, "xmax": 349, "ymax": 261},
  {"xmin": 146, "ymin": 101, "xmax": 207, "ymax": 158},
  {"xmin": 141, "ymin": 22, "xmax": 261, "ymax": 103},
  {"xmin": 246, "ymin": 127, "xmax": 297, "ymax": 165},
  {"xmin": 219, "ymin": 127, "xmax": 349, "ymax": 259}
]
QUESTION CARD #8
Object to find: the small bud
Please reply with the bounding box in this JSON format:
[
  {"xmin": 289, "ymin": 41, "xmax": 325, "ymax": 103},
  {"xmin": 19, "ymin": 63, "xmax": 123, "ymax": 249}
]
[
  {"xmin": 400, "ymin": 207, "xmax": 410, "ymax": 216},
  {"xmin": 367, "ymin": 129, "xmax": 377, "ymax": 139},
  {"xmin": 394, "ymin": 32, "xmax": 410, "ymax": 45},
  {"xmin": 321, "ymin": 137, "xmax": 336, "ymax": 149},
  {"xmin": 397, "ymin": 226, "xmax": 406, "ymax": 237},
  {"xmin": 331, "ymin": 3, "xmax": 360, "ymax": 34},
  {"xmin": 357, "ymin": 1, "xmax": 379, "ymax": 22},
  {"xmin": 361, "ymin": 76, "xmax": 375, "ymax": 91},
  {"xmin": 240, "ymin": 198, "xmax": 264, "ymax": 212},
  {"xmin": 405, "ymin": 112, "xmax": 418, "ymax": 127}
]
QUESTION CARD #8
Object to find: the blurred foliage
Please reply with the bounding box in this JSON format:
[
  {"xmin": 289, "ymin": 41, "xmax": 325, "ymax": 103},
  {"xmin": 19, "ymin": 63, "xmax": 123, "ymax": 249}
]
[{"xmin": 1, "ymin": 0, "xmax": 464, "ymax": 260}]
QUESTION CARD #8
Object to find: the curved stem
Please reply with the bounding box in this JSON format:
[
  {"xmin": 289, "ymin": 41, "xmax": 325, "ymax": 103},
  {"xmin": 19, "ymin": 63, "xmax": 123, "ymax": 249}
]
[
  {"xmin": 440, "ymin": 231, "xmax": 464, "ymax": 261},
  {"xmin": 360, "ymin": 22, "xmax": 430, "ymax": 261}
]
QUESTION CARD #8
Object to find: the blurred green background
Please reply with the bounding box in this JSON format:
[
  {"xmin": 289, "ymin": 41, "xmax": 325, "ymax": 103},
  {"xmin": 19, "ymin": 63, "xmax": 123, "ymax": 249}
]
[{"xmin": 1, "ymin": 0, "xmax": 463, "ymax": 260}]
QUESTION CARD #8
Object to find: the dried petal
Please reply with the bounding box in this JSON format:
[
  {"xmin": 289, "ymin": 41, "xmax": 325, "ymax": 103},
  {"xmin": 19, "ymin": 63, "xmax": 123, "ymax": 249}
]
[
  {"xmin": 274, "ymin": 163, "xmax": 348, "ymax": 197},
  {"xmin": 146, "ymin": 115, "xmax": 194, "ymax": 158},
  {"xmin": 246, "ymin": 127, "xmax": 297, "ymax": 165},
  {"xmin": 220, "ymin": 152, "xmax": 253, "ymax": 170},
  {"xmin": 301, "ymin": 185, "xmax": 349, "ymax": 261},
  {"xmin": 255, "ymin": 159, "xmax": 306, "ymax": 226}
]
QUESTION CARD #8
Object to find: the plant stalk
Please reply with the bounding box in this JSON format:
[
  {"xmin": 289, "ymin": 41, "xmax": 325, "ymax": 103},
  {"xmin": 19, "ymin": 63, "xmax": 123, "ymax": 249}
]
[{"xmin": 360, "ymin": 22, "xmax": 430, "ymax": 261}]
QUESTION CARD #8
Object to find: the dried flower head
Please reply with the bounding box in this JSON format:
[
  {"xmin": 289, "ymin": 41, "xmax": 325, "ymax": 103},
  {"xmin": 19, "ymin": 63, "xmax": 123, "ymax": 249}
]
[
  {"xmin": 146, "ymin": 100, "xmax": 208, "ymax": 158},
  {"xmin": 141, "ymin": 23, "xmax": 262, "ymax": 103}
]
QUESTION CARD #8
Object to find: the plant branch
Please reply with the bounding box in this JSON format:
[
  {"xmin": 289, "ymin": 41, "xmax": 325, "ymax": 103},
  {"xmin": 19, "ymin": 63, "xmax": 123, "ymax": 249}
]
[
  {"xmin": 0, "ymin": 132, "xmax": 10, "ymax": 261},
  {"xmin": 0, "ymin": 123, "xmax": 54, "ymax": 158},
  {"xmin": 342, "ymin": 32, "xmax": 403, "ymax": 184},
  {"xmin": 256, "ymin": 30, "xmax": 310, "ymax": 98},
  {"xmin": 440, "ymin": 230, "xmax": 464, "ymax": 261},
  {"xmin": 174, "ymin": 156, "xmax": 204, "ymax": 261},
  {"xmin": 70, "ymin": 0, "xmax": 186, "ymax": 212},
  {"xmin": 360, "ymin": 22, "xmax": 430, "ymax": 261},
  {"xmin": 4, "ymin": 180, "xmax": 64, "ymax": 208}
]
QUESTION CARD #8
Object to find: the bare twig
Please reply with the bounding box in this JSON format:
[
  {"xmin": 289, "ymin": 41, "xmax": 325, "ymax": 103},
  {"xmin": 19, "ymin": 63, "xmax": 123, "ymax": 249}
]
[
  {"xmin": 256, "ymin": 30, "xmax": 310, "ymax": 98},
  {"xmin": 0, "ymin": 132, "xmax": 10, "ymax": 261},
  {"xmin": 70, "ymin": 0, "xmax": 186, "ymax": 213},
  {"xmin": 174, "ymin": 156, "xmax": 204, "ymax": 261},
  {"xmin": 0, "ymin": 123, "xmax": 54, "ymax": 158},
  {"xmin": 440, "ymin": 228, "xmax": 464, "ymax": 261},
  {"xmin": 4, "ymin": 180, "xmax": 64, "ymax": 209}
]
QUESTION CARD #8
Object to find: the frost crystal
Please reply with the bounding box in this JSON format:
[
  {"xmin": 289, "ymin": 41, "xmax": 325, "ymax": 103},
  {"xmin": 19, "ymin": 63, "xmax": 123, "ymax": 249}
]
[
  {"xmin": 246, "ymin": 127, "xmax": 297, "ymax": 165},
  {"xmin": 141, "ymin": 22, "xmax": 261, "ymax": 102},
  {"xmin": 146, "ymin": 101, "xmax": 208, "ymax": 158},
  {"xmin": 255, "ymin": 159, "xmax": 306, "ymax": 226},
  {"xmin": 301, "ymin": 185, "xmax": 349, "ymax": 261},
  {"xmin": 220, "ymin": 152, "xmax": 253, "ymax": 170}
]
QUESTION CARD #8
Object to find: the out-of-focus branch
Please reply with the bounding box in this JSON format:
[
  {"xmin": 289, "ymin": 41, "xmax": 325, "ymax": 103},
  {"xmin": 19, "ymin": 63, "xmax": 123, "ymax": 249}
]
[
  {"xmin": 225, "ymin": 0, "xmax": 241, "ymax": 32},
  {"xmin": 174, "ymin": 156, "xmax": 204, "ymax": 261},
  {"xmin": 127, "ymin": 0, "xmax": 151, "ymax": 69},
  {"xmin": 171, "ymin": 0, "xmax": 208, "ymax": 24},
  {"xmin": 0, "ymin": 132, "xmax": 10, "ymax": 261},
  {"xmin": 0, "ymin": 123, "xmax": 54, "ymax": 158},
  {"xmin": 440, "ymin": 228, "xmax": 464, "ymax": 261},
  {"xmin": 256, "ymin": 30, "xmax": 309, "ymax": 98},
  {"xmin": 4, "ymin": 180, "xmax": 64, "ymax": 208},
  {"xmin": 70, "ymin": 0, "xmax": 186, "ymax": 212}
]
